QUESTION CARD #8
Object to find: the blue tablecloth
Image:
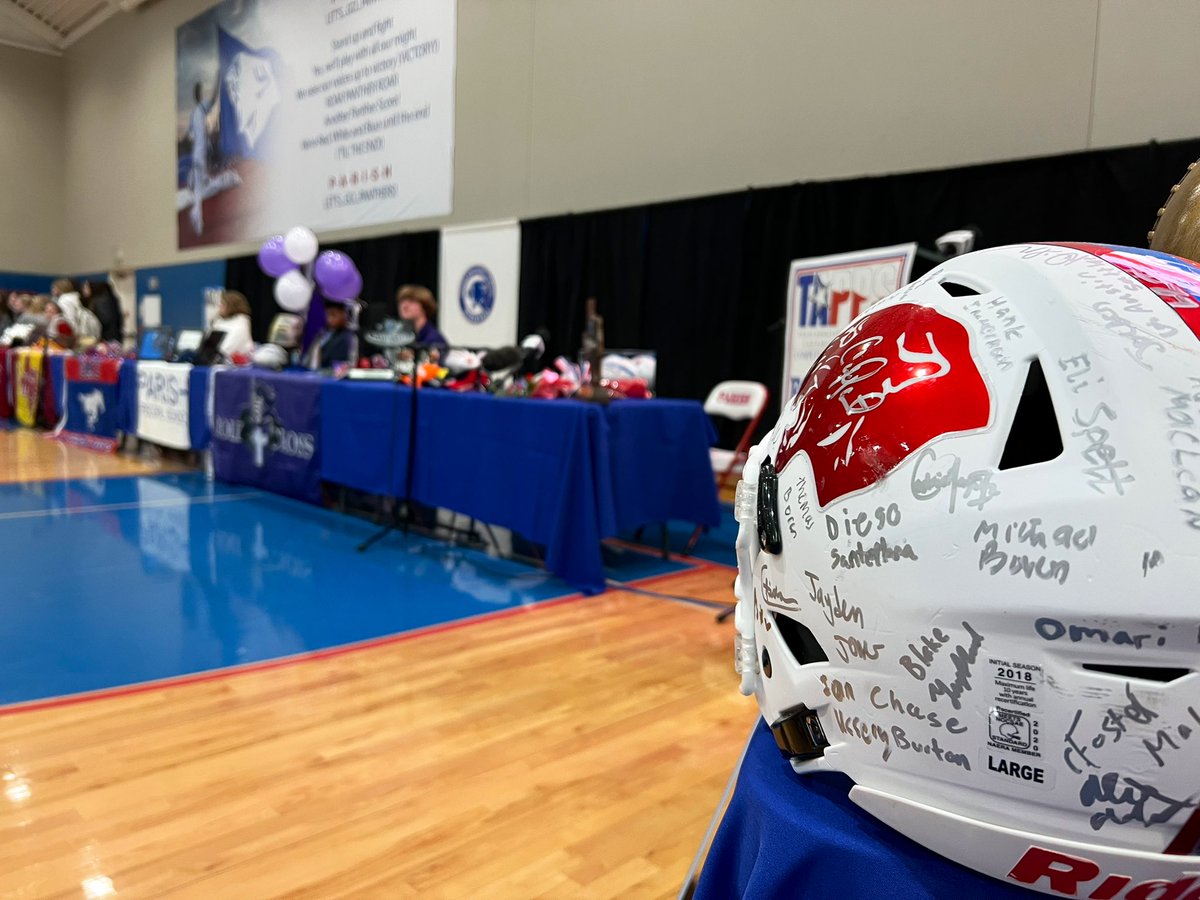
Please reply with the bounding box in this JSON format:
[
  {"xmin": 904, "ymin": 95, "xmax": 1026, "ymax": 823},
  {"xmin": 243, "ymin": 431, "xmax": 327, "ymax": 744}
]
[
  {"xmin": 188, "ymin": 366, "xmax": 215, "ymax": 450},
  {"xmin": 117, "ymin": 359, "xmax": 137, "ymax": 433},
  {"xmin": 413, "ymin": 391, "xmax": 616, "ymax": 593},
  {"xmin": 605, "ymin": 399, "xmax": 721, "ymax": 531},
  {"xmin": 320, "ymin": 387, "xmax": 719, "ymax": 593},
  {"xmin": 696, "ymin": 721, "xmax": 1034, "ymax": 899},
  {"xmin": 320, "ymin": 380, "xmax": 411, "ymax": 497}
]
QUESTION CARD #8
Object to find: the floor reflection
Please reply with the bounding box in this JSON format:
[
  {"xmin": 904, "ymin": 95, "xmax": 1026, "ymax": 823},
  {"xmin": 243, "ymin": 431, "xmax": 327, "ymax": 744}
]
[{"xmin": 0, "ymin": 472, "xmax": 595, "ymax": 706}]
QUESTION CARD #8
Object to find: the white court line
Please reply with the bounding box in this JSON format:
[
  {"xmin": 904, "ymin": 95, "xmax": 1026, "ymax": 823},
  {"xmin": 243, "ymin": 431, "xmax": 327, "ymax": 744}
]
[{"xmin": 0, "ymin": 491, "xmax": 265, "ymax": 523}]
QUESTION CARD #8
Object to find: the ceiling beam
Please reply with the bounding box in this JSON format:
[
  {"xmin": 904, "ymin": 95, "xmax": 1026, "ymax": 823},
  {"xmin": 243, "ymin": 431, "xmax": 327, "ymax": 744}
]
[
  {"xmin": 0, "ymin": 1, "xmax": 64, "ymax": 50},
  {"xmin": 0, "ymin": 31, "xmax": 59, "ymax": 56},
  {"xmin": 61, "ymin": 3, "xmax": 116, "ymax": 47}
]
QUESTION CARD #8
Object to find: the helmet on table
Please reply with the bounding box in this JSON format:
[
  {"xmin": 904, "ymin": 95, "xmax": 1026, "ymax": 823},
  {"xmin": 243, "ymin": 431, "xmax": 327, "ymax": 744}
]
[{"xmin": 733, "ymin": 242, "xmax": 1200, "ymax": 897}]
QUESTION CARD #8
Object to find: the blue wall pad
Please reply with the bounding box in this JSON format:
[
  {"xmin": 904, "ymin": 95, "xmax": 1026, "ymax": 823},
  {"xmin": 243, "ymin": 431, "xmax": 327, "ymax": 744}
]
[{"xmin": 136, "ymin": 259, "xmax": 226, "ymax": 332}]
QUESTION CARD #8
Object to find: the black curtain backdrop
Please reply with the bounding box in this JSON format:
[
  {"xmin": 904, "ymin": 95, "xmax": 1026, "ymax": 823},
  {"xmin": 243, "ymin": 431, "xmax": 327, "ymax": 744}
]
[
  {"xmin": 519, "ymin": 137, "xmax": 1200, "ymax": 434},
  {"xmin": 517, "ymin": 207, "xmax": 647, "ymax": 363},
  {"xmin": 226, "ymin": 230, "xmax": 440, "ymax": 343},
  {"xmin": 223, "ymin": 138, "xmax": 1200, "ymax": 431}
]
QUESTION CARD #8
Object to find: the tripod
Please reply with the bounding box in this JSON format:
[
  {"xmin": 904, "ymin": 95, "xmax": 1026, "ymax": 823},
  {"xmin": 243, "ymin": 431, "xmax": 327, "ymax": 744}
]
[{"xmin": 356, "ymin": 358, "xmax": 421, "ymax": 552}]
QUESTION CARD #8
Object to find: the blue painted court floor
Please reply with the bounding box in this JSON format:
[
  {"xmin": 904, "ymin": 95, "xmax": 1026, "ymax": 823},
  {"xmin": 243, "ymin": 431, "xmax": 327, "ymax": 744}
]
[{"xmin": 0, "ymin": 472, "xmax": 694, "ymax": 707}]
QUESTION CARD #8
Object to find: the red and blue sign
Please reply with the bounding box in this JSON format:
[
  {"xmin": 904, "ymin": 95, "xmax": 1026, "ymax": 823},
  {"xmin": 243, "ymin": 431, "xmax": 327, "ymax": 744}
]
[{"xmin": 58, "ymin": 357, "xmax": 121, "ymax": 452}]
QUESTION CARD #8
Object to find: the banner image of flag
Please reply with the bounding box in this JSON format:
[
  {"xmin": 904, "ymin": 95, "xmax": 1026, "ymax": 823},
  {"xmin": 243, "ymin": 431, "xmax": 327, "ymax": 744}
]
[
  {"xmin": 13, "ymin": 348, "xmax": 42, "ymax": 428},
  {"xmin": 56, "ymin": 357, "xmax": 121, "ymax": 452}
]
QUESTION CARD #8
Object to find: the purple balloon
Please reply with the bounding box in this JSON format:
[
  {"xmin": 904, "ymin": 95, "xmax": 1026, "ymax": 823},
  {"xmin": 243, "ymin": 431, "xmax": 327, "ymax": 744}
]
[
  {"xmin": 314, "ymin": 250, "xmax": 363, "ymax": 300},
  {"xmin": 258, "ymin": 235, "xmax": 297, "ymax": 278}
]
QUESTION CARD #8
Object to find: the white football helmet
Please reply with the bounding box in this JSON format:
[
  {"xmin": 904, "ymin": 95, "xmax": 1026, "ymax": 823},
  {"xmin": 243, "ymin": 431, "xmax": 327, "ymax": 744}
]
[{"xmin": 733, "ymin": 243, "xmax": 1200, "ymax": 897}]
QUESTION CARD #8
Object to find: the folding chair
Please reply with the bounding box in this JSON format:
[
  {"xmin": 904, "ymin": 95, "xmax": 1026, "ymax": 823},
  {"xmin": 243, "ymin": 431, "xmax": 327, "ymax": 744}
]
[
  {"xmin": 704, "ymin": 380, "xmax": 769, "ymax": 493},
  {"xmin": 684, "ymin": 380, "xmax": 769, "ymax": 557}
]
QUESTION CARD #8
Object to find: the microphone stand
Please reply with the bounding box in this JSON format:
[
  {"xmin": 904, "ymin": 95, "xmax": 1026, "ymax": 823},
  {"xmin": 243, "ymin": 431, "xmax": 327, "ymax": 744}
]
[
  {"xmin": 400, "ymin": 347, "xmax": 423, "ymax": 537},
  {"xmin": 356, "ymin": 341, "xmax": 425, "ymax": 552}
]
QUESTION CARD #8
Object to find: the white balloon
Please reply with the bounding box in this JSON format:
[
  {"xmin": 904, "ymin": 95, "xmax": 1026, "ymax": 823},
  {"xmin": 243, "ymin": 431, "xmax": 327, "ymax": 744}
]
[
  {"xmin": 274, "ymin": 270, "xmax": 313, "ymax": 312},
  {"xmin": 283, "ymin": 226, "xmax": 319, "ymax": 265}
]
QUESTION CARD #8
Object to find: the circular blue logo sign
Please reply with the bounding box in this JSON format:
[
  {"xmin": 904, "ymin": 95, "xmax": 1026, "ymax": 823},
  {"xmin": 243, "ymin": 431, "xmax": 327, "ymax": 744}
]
[{"xmin": 459, "ymin": 265, "xmax": 496, "ymax": 324}]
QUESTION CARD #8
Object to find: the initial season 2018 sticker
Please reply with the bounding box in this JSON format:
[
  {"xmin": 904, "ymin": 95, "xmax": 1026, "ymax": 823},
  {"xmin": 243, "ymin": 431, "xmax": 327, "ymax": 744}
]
[
  {"xmin": 987, "ymin": 658, "xmax": 1042, "ymax": 758},
  {"xmin": 981, "ymin": 657, "xmax": 1054, "ymax": 788}
]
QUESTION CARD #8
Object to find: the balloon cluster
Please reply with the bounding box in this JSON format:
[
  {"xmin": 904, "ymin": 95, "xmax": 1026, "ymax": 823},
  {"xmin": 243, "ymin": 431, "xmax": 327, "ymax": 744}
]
[{"xmin": 256, "ymin": 226, "xmax": 364, "ymax": 312}]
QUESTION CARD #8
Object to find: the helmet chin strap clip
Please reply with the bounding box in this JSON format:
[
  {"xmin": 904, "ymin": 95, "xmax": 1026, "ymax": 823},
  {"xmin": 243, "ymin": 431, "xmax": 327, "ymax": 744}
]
[
  {"xmin": 770, "ymin": 705, "xmax": 829, "ymax": 761},
  {"xmin": 733, "ymin": 460, "xmax": 764, "ymax": 695}
]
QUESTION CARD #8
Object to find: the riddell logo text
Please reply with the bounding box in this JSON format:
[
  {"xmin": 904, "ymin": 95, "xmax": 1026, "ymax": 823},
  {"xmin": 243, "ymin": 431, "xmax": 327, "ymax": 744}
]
[{"xmin": 1008, "ymin": 846, "xmax": 1200, "ymax": 898}]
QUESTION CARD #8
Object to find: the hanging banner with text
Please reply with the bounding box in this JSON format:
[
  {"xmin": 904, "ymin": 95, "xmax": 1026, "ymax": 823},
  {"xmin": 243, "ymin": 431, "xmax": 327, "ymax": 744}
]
[
  {"xmin": 137, "ymin": 361, "xmax": 193, "ymax": 450},
  {"xmin": 781, "ymin": 244, "xmax": 916, "ymax": 403},
  {"xmin": 176, "ymin": 0, "xmax": 456, "ymax": 249},
  {"xmin": 211, "ymin": 370, "xmax": 322, "ymax": 505},
  {"xmin": 438, "ymin": 221, "xmax": 521, "ymax": 348}
]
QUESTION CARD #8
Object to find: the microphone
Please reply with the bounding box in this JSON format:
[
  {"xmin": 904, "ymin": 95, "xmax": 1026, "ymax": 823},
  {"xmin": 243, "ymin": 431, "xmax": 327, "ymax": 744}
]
[{"xmin": 518, "ymin": 328, "xmax": 549, "ymax": 374}]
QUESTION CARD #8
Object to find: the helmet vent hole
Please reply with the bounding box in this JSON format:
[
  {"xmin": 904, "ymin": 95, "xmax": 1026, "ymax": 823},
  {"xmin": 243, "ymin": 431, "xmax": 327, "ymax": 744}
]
[
  {"xmin": 1081, "ymin": 663, "xmax": 1192, "ymax": 684},
  {"xmin": 998, "ymin": 358, "xmax": 1063, "ymax": 470},
  {"xmin": 770, "ymin": 612, "xmax": 829, "ymax": 665},
  {"xmin": 938, "ymin": 279, "xmax": 981, "ymax": 297}
]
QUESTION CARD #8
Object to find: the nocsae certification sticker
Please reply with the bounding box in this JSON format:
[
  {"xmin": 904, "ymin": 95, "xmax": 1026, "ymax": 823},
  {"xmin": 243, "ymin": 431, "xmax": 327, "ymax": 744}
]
[{"xmin": 987, "ymin": 657, "xmax": 1042, "ymax": 759}]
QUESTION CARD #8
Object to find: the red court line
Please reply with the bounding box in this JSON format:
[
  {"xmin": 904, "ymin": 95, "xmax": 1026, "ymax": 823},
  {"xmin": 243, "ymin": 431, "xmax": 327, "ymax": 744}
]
[
  {"xmin": 0, "ymin": 592, "xmax": 588, "ymax": 718},
  {"xmin": 617, "ymin": 559, "xmax": 731, "ymax": 592}
]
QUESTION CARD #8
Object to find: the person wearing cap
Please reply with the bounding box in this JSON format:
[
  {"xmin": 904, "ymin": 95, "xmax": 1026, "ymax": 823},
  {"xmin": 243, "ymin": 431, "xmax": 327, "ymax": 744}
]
[
  {"xmin": 396, "ymin": 284, "xmax": 447, "ymax": 348},
  {"xmin": 308, "ymin": 298, "xmax": 358, "ymax": 370}
]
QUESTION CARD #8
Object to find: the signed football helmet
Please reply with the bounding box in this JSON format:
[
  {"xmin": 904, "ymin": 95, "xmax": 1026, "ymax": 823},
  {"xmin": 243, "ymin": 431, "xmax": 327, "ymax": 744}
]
[{"xmin": 733, "ymin": 243, "xmax": 1200, "ymax": 897}]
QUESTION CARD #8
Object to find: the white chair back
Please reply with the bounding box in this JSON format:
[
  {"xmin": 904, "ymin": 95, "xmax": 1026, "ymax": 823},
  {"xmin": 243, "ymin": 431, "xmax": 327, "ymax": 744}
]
[{"xmin": 703, "ymin": 380, "xmax": 768, "ymax": 421}]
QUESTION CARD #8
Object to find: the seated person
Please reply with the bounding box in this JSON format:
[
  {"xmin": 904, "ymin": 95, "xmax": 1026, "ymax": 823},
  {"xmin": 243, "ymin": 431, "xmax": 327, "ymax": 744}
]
[
  {"xmin": 209, "ymin": 290, "xmax": 255, "ymax": 359},
  {"xmin": 308, "ymin": 299, "xmax": 358, "ymax": 370},
  {"xmin": 396, "ymin": 284, "xmax": 447, "ymax": 348}
]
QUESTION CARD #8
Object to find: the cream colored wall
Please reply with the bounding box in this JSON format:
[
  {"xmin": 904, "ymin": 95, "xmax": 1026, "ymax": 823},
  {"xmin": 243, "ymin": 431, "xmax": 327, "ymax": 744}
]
[
  {"xmin": 0, "ymin": 44, "xmax": 65, "ymax": 273},
  {"xmin": 31, "ymin": 0, "xmax": 1200, "ymax": 273}
]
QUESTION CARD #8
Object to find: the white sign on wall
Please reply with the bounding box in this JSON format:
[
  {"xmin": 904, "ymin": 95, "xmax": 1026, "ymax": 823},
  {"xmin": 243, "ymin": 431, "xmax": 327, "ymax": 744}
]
[
  {"xmin": 781, "ymin": 244, "xmax": 916, "ymax": 402},
  {"xmin": 176, "ymin": 0, "xmax": 456, "ymax": 249},
  {"xmin": 137, "ymin": 361, "xmax": 192, "ymax": 450},
  {"xmin": 438, "ymin": 220, "xmax": 521, "ymax": 348}
]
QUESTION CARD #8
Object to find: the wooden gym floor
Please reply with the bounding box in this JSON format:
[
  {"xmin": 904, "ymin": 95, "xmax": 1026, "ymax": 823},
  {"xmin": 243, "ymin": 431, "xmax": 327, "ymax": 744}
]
[{"xmin": 0, "ymin": 427, "xmax": 755, "ymax": 898}]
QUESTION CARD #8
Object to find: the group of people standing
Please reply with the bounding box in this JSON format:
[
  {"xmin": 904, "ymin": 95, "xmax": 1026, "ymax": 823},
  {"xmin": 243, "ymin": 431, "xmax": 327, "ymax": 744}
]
[{"xmin": 0, "ymin": 278, "xmax": 123, "ymax": 349}]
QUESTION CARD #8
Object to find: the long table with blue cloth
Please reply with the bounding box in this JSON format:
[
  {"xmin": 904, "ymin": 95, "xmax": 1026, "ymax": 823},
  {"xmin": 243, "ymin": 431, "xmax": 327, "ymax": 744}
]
[
  {"xmin": 10, "ymin": 360, "xmax": 721, "ymax": 592},
  {"xmin": 219, "ymin": 368, "xmax": 722, "ymax": 593}
]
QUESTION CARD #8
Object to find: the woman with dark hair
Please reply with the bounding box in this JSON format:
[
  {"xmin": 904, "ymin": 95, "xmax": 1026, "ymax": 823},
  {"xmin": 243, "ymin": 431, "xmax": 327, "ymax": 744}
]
[{"xmin": 82, "ymin": 279, "xmax": 123, "ymax": 343}]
